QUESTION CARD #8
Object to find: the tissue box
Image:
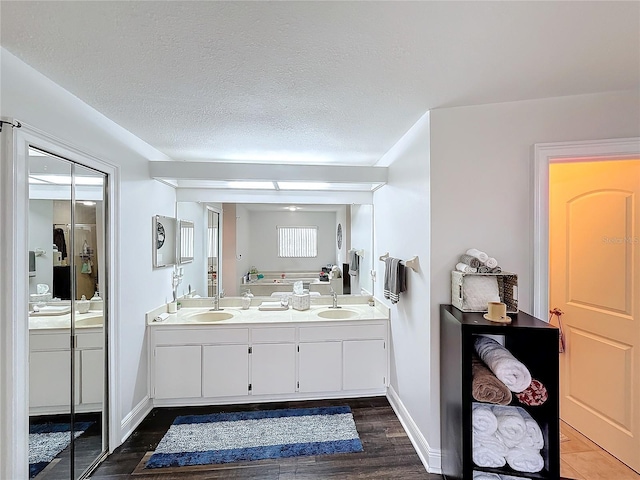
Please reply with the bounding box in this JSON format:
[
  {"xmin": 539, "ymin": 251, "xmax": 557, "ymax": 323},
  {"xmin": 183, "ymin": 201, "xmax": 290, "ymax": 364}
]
[{"xmin": 291, "ymin": 293, "xmax": 310, "ymax": 311}]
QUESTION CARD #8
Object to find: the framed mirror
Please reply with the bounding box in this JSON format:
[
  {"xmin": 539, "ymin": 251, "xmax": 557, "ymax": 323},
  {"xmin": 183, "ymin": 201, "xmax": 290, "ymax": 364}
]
[
  {"xmin": 178, "ymin": 220, "xmax": 194, "ymax": 264},
  {"xmin": 153, "ymin": 215, "xmax": 176, "ymax": 268}
]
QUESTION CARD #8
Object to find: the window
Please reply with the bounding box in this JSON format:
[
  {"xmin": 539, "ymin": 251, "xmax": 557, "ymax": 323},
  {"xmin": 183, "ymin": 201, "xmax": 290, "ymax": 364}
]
[{"xmin": 277, "ymin": 226, "xmax": 318, "ymax": 258}]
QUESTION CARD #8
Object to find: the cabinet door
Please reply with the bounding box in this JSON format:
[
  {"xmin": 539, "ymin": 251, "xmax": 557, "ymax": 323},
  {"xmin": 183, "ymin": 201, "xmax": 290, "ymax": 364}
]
[
  {"xmin": 154, "ymin": 345, "xmax": 201, "ymax": 399},
  {"xmin": 298, "ymin": 341, "xmax": 342, "ymax": 393},
  {"xmin": 30, "ymin": 350, "xmax": 71, "ymax": 408},
  {"xmin": 80, "ymin": 349, "xmax": 104, "ymax": 405},
  {"xmin": 343, "ymin": 339, "xmax": 386, "ymax": 390},
  {"xmin": 251, "ymin": 343, "xmax": 296, "ymax": 395},
  {"xmin": 202, "ymin": 345, "xmax": 249, "ymax": 397}
]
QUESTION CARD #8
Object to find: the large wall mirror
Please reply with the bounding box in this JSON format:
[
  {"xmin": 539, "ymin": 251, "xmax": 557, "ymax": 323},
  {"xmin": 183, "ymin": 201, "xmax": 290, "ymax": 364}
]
[
  {"xmin": 28, "ymin": 147, "xmax": 107, "ymax": 479},
  {"xmin": 177, "ymin": 202, "xmax": 373, "ymax": 298}
]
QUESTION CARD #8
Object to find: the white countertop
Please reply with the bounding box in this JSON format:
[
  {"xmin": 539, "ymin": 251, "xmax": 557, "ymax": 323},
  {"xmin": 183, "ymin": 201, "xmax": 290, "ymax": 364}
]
[
  {"xmin": 148, "ymin": 303, "xmax": 388, "ymax": 326},
  {"xmin": 28, "ymin": 310, "xmax": 104, "ymax": 330}
]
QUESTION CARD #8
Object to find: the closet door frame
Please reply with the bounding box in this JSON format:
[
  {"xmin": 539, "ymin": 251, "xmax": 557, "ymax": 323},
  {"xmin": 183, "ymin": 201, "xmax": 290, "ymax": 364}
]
[{"xmin": 0, "ymin": 120, "xmax": 120, "ymax": 479}]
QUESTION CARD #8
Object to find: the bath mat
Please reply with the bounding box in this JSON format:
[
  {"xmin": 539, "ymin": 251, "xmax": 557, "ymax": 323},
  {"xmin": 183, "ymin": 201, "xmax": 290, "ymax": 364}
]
[
  {"xmin": 29, "ymin": 421, "xmax": 93, "ymax": 478},
  {"xmin": 145, "ymin": 405, "xmax": 363, "ymax": 469}
]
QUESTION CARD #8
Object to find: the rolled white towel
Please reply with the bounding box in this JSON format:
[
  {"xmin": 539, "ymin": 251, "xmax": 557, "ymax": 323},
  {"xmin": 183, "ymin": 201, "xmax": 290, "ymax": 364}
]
[
  {"xmin": 474, "ymin": 336, "xmax": 532, "ymax": 393},
  {"xmin": 473, "ymin": 432, "xmax": 509, "ymax": 458},
  {"xmin": 472, "ymin": 471, "xmax": 501, "ymax": 480},
  {"xmin": 472, "ymin": 444, "xmax": 506, "ymax": 468},
  {"xmin": 456, "ymin": 262, "xmax": 478, "ymax": 273},
  {"xmin": 493, "ymin": 405, "xmax": 527, "ymax": 448},
  {"xmin": 467, "ymin": 248, "xmax": 489, "ymax": 263},
  {"xmin": 505, "ymin": 447, "xmax": 544, "ymax": 473},
  {"xmin": 472, "ymin": 403, "xmax": 498, "ymax": 436},
  {"xmin": 485, "ymin": 257, "xmax": 498, "ymax": 268},
  {"xmin": 519, "ymin": 408, "xmax": 544, "ymax": 450}
]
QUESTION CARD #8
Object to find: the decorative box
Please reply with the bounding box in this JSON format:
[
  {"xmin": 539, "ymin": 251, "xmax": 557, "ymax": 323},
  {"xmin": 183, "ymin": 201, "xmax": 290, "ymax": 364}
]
[
  {"xmin": 291, "ymin": 293, "xmax": 310, "ymax": 311},
  {"xmin": 451, "ymin": 271, "xmax": 518, "ymax": 313}
]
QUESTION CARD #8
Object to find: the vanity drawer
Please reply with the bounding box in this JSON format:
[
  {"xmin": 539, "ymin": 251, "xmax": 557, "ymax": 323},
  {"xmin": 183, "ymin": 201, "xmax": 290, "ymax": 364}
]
[
  {"xmin": 76, "ymin": 332, "xmax": 104, "ymax": 349},
  {"xmin": 252, "ymin": 327, "xmax": 296, "ymax": 343},
  {"xmin": 299, "ymin": 323, "xmax": 386, "ymax": 342},
  {"xmin": 30, "ymin": 332, "xmax": 70, "ymax": 351},
  {"xmin": 155, "ymin": 328, "xmax": 249, "ymax": 345}
]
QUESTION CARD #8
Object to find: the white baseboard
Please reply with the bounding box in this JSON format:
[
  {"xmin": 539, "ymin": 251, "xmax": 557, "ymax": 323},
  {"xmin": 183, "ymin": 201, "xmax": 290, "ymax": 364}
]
[
  {"xmin": 386, "ymin": 385, "xmax": 442, "ymax": 474},
  {"xmin": 119, "ymin": 395, "xmax": 153, "ymax": 445}
]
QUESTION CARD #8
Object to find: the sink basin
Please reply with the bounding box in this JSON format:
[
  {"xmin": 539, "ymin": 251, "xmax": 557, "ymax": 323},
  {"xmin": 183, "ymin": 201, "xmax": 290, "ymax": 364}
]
[
  {"xmin": 75, "ymin": 317, "xmax": 103, "ymax": 327},
  {"xmin": 316, "ymin": 309, "xmax": 359, "ymax": 319},
  {"xmin": 189, "ymin": 311, "xmax": 234, "ymax": 322}
]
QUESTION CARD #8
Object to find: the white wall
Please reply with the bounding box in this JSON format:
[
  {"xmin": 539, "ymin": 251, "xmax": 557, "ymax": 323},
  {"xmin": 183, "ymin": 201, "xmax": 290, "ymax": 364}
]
[
  {"xmin": 247, "ymin": 210, "xmax": 337, "ymax": 271},
  {"xmin": 1, "ymin": 48, "xmax": 176, "ymax": 453},
  {"xmin": 28, "ymin": 200, "xmax": 54, "ymax": 293},
  {"xmin": 350, "ymin": 204, "xmax": 373, "ymax": 295},
  {"xmin": 373, "ymin": 112, "xmax": 434, "ymax": 465}
]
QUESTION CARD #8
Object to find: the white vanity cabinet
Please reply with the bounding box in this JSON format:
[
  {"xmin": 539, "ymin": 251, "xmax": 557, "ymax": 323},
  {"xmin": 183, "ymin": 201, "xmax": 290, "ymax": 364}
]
[
  {"xmin": 149, "ymin": 317, "xmax": 389, "ymax": 406},
  {"xmin": 29, "ymin": 328, "xmax": 104, "ymax": 414}
]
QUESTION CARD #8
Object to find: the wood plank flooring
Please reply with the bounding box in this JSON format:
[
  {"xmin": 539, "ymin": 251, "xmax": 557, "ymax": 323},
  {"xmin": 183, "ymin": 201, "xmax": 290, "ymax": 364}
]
[
  {"xmin": 89, "ymin": 396, "xmax": 639, "ymax": 479},
  {"xmin": 90, "ymin": 397, "xmax": 441, "ymax": 479}
]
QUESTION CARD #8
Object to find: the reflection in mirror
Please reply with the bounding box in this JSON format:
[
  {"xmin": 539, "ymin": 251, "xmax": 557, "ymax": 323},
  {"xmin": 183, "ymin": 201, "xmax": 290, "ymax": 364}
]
[
  {"xmin": 222, "ymin": 203, "xmax": 374, "ymax": 297},
  {"xmin": 28, "ymin": 147, "xmax": 107, "ymax": 479},
  {"xmin": 179, "ymin": 220, "xmax": 194, "ymax": 264},
  {"xmin": 207, "ymin": 208, "xmax": 220, "ymax": 297}
]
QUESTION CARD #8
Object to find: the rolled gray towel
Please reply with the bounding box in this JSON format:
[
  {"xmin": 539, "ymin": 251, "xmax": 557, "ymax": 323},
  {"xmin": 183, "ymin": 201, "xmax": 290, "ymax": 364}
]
[
  {"xmin": 478, "ymin": 265, "xmax": 491, "ymax": 273},
  {"xmin": 459, "ymin": 254, "xmax": 481, "ymax": 268},
  {"xmin": 490, "ymin": 267, "xmax": 502, "ymax": 273}
]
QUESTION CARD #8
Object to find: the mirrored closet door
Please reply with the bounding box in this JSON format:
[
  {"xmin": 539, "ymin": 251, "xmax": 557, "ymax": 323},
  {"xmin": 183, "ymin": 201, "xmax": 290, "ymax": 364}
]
[{"xmin": 28, "ymin": 147, "xmax": 107, "ymax": 480}]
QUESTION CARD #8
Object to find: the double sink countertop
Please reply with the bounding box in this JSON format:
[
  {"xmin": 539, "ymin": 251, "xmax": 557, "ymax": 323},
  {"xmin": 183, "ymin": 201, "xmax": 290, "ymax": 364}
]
[{"xmin": 147, "ymin": 298, "xmax": 389, "ymax": 326}]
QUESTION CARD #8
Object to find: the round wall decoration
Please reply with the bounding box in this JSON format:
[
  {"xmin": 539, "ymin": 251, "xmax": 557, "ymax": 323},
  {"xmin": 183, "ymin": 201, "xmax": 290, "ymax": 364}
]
[
  {"xmin": 337, "ymin": 223, "xmax": 343, "ymax": 249},
  {"xmin": 156, "ymin": 221, "xmax": 166, "ymax": 249}
]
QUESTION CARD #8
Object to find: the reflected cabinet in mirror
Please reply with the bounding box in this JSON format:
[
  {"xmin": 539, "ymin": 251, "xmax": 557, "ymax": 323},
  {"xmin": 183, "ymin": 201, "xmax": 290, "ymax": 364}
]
[
  {"xmin": 176, "ymin": 202, "xmax": 373, "ymax": 298},
  {"xmin": 28, "ymin": 146, "xmax": 108, "ymax": 479}
]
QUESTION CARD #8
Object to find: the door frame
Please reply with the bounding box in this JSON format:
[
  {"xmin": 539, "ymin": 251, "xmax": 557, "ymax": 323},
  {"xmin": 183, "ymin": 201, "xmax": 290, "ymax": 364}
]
[
  {"xmin": 0, "ymin": 119, "xmax": 120, "ymax": 479},
  {"xmin": 532, "ymin": 137, "xmax": 640, "ymax": 319}
]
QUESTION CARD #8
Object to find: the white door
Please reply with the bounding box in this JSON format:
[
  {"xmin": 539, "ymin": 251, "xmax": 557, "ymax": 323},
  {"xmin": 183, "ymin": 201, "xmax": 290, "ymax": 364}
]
[
  {"xmin": 202, "ymin": 344, "xmax": 249, "ymax": 397},
  {"xmin": 550, "ymin": 159, "xmax": 640, "ymax": 472},
  {"xmin": 251, "ymin": 343, "xmax": 296, "ymax": 395},
  {"xmin": 154, "ymin": 345, "xmax": 202, "ymax": 399},
  {"xmin": 343, "ymin": 339, "xmax": 386, "ymax": 391},
  {"xmin": 298, "ymin": 341, "xmax": 342, "ymax": 393}
]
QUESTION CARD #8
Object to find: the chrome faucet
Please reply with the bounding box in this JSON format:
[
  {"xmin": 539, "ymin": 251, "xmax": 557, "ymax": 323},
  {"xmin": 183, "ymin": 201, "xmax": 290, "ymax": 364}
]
[
  {"xmin": 330, "ymin": 288, "xmax": 341, "ymax": 309},
  {"xmin": 210, "ymin": 293, "xmax": 224, "ymax": 311}
]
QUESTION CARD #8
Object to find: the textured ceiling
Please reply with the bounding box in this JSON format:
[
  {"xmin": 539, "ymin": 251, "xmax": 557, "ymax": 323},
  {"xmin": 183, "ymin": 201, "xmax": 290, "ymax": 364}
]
[{"xmin": 2, "ymin": 1, "xmax": 639, "ymax": 166}]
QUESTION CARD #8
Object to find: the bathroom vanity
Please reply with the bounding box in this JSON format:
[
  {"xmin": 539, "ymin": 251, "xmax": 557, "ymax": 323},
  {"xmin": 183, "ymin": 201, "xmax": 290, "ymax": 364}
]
[{"xmin": 147, "ymin": 301, "xmax": 389, "ymax": 406}]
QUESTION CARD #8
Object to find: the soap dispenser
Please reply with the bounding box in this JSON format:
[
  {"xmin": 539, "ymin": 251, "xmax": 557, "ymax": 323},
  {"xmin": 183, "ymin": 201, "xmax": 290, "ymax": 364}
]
[
  {"xmin": 89, "ymin": 291, "xmax": 103, "ymax": 311},
  {"xmin": 77, "ymin": 295, "xmax": 90, "ymax": 314},
  {"xmin": 241, "ymin": 290, "xmax": 253, "ymax": 310}
]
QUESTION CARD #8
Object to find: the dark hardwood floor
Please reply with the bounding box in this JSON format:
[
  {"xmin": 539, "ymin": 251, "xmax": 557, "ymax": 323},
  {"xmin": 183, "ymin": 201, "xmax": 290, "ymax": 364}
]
[{"xmin": 90, "ymin": 396, "xmax": 441, "ymax": 479}]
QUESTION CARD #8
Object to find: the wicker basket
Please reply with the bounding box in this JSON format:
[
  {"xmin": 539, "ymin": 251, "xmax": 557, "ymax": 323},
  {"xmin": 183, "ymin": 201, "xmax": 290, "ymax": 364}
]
[
  {"xmin": 451, "ymin": 271, "xmax": 518, "ymax": 313},
  {"xmin": 291, "ymin": 293, "xmax": 310, "ymax": 311}
]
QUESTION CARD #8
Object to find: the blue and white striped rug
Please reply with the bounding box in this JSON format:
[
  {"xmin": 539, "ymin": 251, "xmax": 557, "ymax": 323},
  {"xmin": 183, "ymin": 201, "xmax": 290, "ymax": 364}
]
[
  {"xmin": 145, "ymin": 406, "xmax": 363, "ymax": 468},
  {"xmin": 29, "ymin": 422, "xmax": 93, "ymax": 478}
]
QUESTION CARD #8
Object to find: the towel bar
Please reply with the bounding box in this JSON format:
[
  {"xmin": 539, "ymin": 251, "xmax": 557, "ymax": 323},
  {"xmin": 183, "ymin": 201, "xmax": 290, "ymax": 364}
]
[{"xmin": 378, "ymin": 252, "xmax": 419, "ymax": 272}]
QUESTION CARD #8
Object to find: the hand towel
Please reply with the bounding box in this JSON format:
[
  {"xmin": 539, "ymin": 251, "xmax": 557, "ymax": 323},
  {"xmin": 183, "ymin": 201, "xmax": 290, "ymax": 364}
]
[
  {"xmin": 472, "ymin": 444, "xmax": 507, "ymax": 468},
  {"xmin": 472, "ymin": 433, "xmax": 509, "ymax": 458},
  {"xmin": 456, "ymin": 262, "xmax": 478, "ymax": 273},
  {"xmin": 154, "ymin": 312, "xmax": 170, "ymax": 322},
  {"xmin": 348, "ymin": 249, "xmax": 359, "ymax": 276},
  {"xmin": 485, "ymin": 257, "xmax": 499, "ymax": 268},
  {"xmin": 462, "ymin": 276, "xmax": 500, "ymax": 310},
  {"xmin": 516, "ymin": 379, "xmax": 548, "ymax": 407},
  {"xmin": 474, "ymin": 336, "xmax": 532, "ymax": 392},
  {"xmin": 505, "ymin": 447, "xmax": 544, "ymax": 473},
  {"xmin": 472, "ymin": 402, "xmax": 498, "ymax": 436},
  {"xmin": 472, "ymin": 354, "xmax": 513, "ymax": 405},
  {"xmin": 518, "ymin": 408, "xmax": 544, "ymax": 450},
  {"xmin": 383, "ymin": 257, "xmax": 406, "ymax": 304},
  {"xmin": 459, "ymin": 254, "xmax": 481, "ymax": 268},
  {"xmin": 492, "ymin": 405, "xmax": 527, "ymax": 448},
  {"xmin": 467, "ymin": 248, "xmax": 489, "ymax": 263},
  {"xmin": 472, "ymin": 470, "xmax": 502, "ymax": 479}
]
